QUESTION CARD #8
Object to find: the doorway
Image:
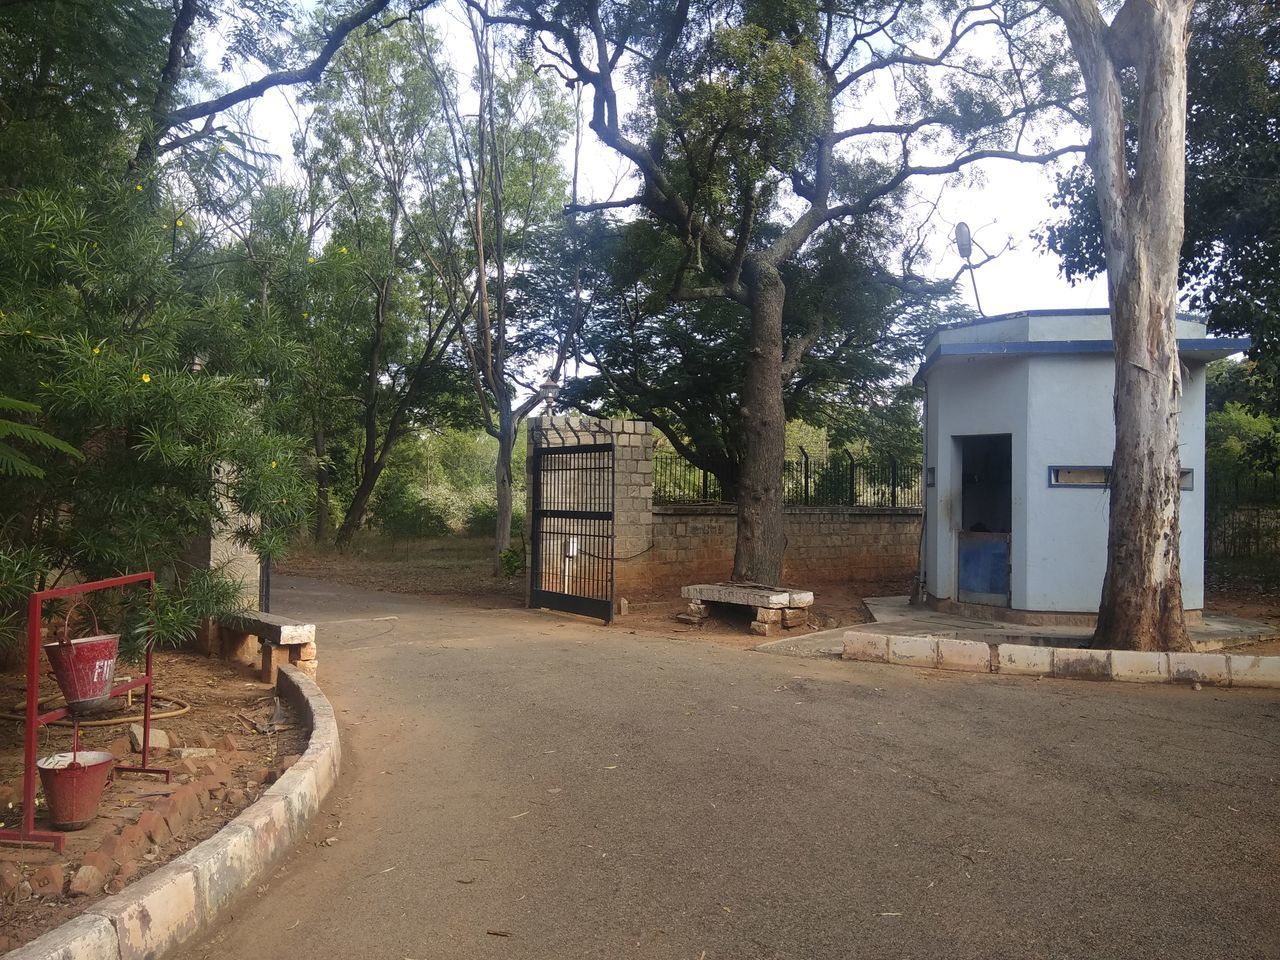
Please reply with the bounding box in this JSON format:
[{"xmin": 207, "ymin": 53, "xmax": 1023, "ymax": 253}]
[{"xmin": 956, "ymin": 434, "xmax": 1011, "ymax": 605}]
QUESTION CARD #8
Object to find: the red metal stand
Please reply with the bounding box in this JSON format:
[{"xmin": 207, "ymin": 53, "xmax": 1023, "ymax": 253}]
[{"xmin": 0, "ymin": 572, "xmax": 171, "ymax": 852}]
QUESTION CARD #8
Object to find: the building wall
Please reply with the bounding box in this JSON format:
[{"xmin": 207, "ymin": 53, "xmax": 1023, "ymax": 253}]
[
  {"xmin": 923, "ymin": 350, "xmax": 1208, "ymax": 614},
  {"xmin": 1022, "ymin": 355, "xmax": 1206, "ymax": 611},
  {"xmin": 923, "ymin": 355, "xmax": 1031, "ymax": 606}
]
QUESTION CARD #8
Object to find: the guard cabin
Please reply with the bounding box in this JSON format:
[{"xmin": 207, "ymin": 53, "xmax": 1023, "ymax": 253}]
[{"xmin": 915, "ymin": 309, "xmax": 1248, "ymax": 625}]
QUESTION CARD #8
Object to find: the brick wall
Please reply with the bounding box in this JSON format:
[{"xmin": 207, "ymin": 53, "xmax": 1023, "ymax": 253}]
[{"xmin": 634, "ymin": 505, "xmax": 921, "ymax": 594}]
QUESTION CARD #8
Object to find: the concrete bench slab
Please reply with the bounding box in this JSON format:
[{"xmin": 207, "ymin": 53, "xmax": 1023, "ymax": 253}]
[
  {"xmin": 681, "ymin": 583, "xmax": 814, "ymax": 609},
  {"xmin": 222, "ymin": 611, "xmax": 314, "ymax": 645}
]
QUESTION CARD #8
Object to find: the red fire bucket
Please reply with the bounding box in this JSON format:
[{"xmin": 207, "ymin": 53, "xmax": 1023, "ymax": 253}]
[
  {"xmin": 43, "ymin": 602, "xmax": 119, "ymax": 714},
  {"xmin": 37, "ymin": 751, "xmax": 115, "ymax": 830}
]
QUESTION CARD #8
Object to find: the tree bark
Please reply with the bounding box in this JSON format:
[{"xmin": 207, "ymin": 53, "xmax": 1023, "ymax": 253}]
[
  {"xmin": 493, "ymin": 406, "xmax": 516, "ymax": 575},
  {"xmin": 1053, "ymin": 0, "xmax": 1195, "ymax": 651},
  {"xmin": 731, "ymin": 260, "xmax": 787, "ymax": 585}
]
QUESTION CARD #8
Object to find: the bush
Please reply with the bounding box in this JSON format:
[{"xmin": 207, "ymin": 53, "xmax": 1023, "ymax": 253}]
[
  {"xmin": 370, "ymin": 465, "xmax": 452, "ymax": 539},
  {"xmin": 464, "ymin": 500, "xmax": 525, "ymax": 539}
]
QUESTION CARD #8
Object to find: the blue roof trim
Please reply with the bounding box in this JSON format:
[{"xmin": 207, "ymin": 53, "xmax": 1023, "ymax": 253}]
[{"xmin": 914, "ymin": 336, "xmax": 1252, "ymax": 384}]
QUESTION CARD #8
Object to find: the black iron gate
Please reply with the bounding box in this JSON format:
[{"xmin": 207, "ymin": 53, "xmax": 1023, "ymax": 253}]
[{"xmin": 529, "ymin": 440, "xmax": 615, "ymax": 623}]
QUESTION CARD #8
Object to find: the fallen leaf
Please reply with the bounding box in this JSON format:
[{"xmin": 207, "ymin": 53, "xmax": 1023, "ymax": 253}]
[{"xmin": 486, "ymin": 930, "xmax": 512, "ymax": 937}]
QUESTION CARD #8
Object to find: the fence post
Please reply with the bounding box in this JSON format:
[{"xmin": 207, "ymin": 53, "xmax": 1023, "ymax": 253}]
[
  {"xmin": 890, "ymin": 456, "xmax": 898, "ymax": 508},
  {"xmin": 845, "ymin": 450, "xmax": 855, "ymax": 506},
  {"xmin": 701, "ymin": 468, "xmax": 709, "ymax": 501},
  {"xmin": 799, "ymin": 447, "xmax": 811, "ymax": 505}
]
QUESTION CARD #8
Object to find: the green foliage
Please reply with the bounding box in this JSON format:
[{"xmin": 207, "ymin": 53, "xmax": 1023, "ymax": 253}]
[
  {"xmin": 499, "ymin": 545, "xmax": 525, "ymax": 577},
  {"xmin": 0, "ymin": 395, "xmax": 82, "ymax": 478},
  {"xmin": 1039, "ymin": 0, "xmax": 1280, "ymax": 392}
]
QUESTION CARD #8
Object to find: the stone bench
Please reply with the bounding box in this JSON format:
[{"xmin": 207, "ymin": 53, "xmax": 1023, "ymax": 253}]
[
  {"xmin": 679, "ymin": 583, "xmax": 814, "ymax": 637},
  {"xmin": 217, "ymin": 611, "xmax": 318, "ymax": 684}
]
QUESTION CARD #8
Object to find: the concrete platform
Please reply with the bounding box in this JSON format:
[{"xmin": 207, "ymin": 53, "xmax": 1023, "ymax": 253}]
[{"xmin": 848, "ymin": 596, "xmax": 1273, "ymax": 651}]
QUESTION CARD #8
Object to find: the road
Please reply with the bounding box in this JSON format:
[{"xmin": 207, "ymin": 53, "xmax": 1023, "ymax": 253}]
[{"xmin": 195, "ymin": 575, "xmax": 1280, "ymax": 960}]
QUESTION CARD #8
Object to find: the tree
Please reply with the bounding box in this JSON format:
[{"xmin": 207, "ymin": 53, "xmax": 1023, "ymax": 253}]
[
  {"xmin": 562, "ymin": 215, "xmax": 958, "ymax": 497},
  {"xmin": 1046, "ymin": 0, "xmax": 1198, "ymax": 650},
  {"xmin": 1041, "ymin": 0, "xmax": 1280, "ymax": 396},
  {"xmin": 424, "ymin": 9, "xmax": 575, "ymax": 573},
  {"xmin": 304, "ymin": 21, "xmax": 473, "ymax": 546},
  {"xmin": 493, "ymin": 0, "xmax": 1078, "ymax": 585}
]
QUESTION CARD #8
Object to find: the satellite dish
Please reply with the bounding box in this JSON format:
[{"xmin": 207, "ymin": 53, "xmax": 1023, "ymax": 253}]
[{"xmin": 956, "ymin": 222, "xmax": 973, "ymax": 262}]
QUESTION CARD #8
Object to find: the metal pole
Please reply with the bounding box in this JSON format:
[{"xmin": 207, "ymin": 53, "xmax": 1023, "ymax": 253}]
[
  {"xmin": 800, "ymin": 447, "xmax": 811, "ymax": 505},
  {"xmin": 891, "ymin": 456, "xmax": 899, "ymax": 508}
]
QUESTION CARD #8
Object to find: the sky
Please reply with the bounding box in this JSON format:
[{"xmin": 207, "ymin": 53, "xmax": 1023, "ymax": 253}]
[{"xmin": 230, "ymin": 3, "xmax": 1112, "ymax": 322}]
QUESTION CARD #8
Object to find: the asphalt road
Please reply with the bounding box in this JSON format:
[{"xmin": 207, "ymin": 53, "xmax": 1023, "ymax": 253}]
[{"xmin": 195, "ymin": 575, "xmax": 1280, "ymax": 960}]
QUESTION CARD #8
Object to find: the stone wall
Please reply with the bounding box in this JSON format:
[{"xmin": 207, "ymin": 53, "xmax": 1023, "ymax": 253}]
[{"xmin": 527, "ymin": 416, "xmax": 921, "ymax": 606}]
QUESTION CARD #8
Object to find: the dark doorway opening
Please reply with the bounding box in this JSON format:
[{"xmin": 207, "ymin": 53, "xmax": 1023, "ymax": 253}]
[{"xmin": 956, "ymin": 434, "xmax": 1012, "ymax": 606}]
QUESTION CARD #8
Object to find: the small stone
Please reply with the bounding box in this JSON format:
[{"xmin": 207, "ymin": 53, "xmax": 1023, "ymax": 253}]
[
  {"xmin": 276, "ymin": 754, "xmax": 302, "ymax": 773},
  {"xmin": 107, "ymin": 736, "xmax": 131, "ymax": 759},
  {"xmin": 30, "ymin": 864, "xmax": 65, "ymax": 898},
  {"xmin": 69, "ymin": 863, "xmax": 107, "ymax": 897},
  {"xmin": 175, "ymin": 758, "xmax": 201, "ymax": 778},
  {"xmin": 1193, "ymin": 681, "xmax": 1203, "ymax": 691},
  {"xmin": 80, "ymin": 850, "xmax": 115, "ymax": 877},
  {"xmin": 0, "ymin": 860, "xmax": 21, "ymax": 897},
  {"xmin": 290, "ymin": 641, "xmax": 318, "ymax": 662},
  {"xmin": 14, "ymin": 880, "xmax": 32, "ymax": 902},
  {"xmin": 754, "ymin": 607, "xmax": 783, "ymax": 623},
  {"xmin": 172, "ymin": 746, "xmax": 216, "ymax": 759},
  {"xmin": 98, "ymin": 836, "xmax": 128, "ymax": 864},
  {"xmin": 685, "ymin": 602, "xmax": 710, "ymax": 619},
  {"xmin": 295, "ymin": 658, "xmax": 318, "ymax": 679},
  {"xmin": 781, "ymin": 607, "xmax": 807, "ymax": 628},
  {"xmin": 675, "ymin": 613, "xmax": 706, "ymax": 625},
  {"xmin": 137, "ymin": 810, "xmax": 171, "ymax": 845},
  {"xmin": 192, "ymin": 732, "xmax": 214, "ymax": 749},
  {"xmin": 115, "ymin": 859, "xmax": 140, "ymax": 884},
  {"xmin": 255, "ymin": 766, "xmax": 276, "ymax": 786},
  {"xmin": 167, "ymin": 731, "xmax": 185, "ymax": 748},
  {"xmin": 215, "ymin": 733, "xmax": 241, "ymax": 753},
  {"xmin": 750, "ymin": 621, "xmax": 778, "ymax": 637},
  {"xmin": 226, "ymin": 789, "xmax": 248, "ymax": 806},
  {"xmin": 128, "ymin": 724, "xmax": 169, "ymax": 752},
  {"xmin": 119, "ymin": 824, "xmax": 147, "ymax": 857},
  {"xmin": 107, "ymin": 876, "xmax": 127, "ymax": 894}
]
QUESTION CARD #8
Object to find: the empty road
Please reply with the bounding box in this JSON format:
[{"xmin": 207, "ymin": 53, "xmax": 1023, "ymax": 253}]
[{"xmin": 195, "ymin": 575, "xmax": 1280, "ymax": 960}]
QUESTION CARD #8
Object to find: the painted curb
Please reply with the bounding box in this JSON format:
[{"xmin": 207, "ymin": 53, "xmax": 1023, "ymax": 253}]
[
  {"xmin": 7, "ymin": 664, "xmax": 340, "ymax": 960},
  {"xmin": 839, "ymin": 629, "xmax": 1280, "ymax": 690}
]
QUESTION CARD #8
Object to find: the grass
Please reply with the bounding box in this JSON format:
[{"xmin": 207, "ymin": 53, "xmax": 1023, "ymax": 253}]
[{"xmin": 275, "ymin": 532, "xmax": 525, "ymax": 606}]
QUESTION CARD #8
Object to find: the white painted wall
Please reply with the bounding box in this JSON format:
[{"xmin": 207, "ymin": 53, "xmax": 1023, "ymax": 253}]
[
  {"xmin": 923, "ymin": 356, "xmax": 1030, "ymax": 606},
  {"xmin": 922, "ymin": 311, "xmax": 1211, "ymax": 614}
]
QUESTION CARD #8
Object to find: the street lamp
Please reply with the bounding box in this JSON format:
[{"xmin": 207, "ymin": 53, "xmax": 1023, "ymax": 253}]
[{"xmin": 537, "ymin": 376, "xmax": 560, "ymax": 413}]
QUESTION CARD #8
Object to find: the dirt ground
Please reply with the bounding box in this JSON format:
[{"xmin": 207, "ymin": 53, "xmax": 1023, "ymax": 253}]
[
  {"xmin": 0, "ymin": 652, "xmax": 307, "ymax": 952},
  {"xmin": 276, "ymin": 535, "xmax": 910, "ymax": 648}
]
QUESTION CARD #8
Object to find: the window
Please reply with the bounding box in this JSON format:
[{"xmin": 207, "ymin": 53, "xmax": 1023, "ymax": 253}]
[{"xmin": 1048, "ymin": 466, "xmax": 1194, "ymax": 490}]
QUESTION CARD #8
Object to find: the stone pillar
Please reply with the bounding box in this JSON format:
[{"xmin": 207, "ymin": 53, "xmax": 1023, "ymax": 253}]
[{"xmin": 608, "ymin": 419, "xmax": 654, "ymax": 607}]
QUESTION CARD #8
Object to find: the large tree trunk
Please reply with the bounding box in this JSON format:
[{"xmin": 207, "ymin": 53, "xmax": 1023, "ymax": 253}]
[
  {"xmin": 1054, "ymin": 0, "xmax": 1196, "ymax": 651},
  {"xmin": 732, "ymin": 260, "xmax": 787, "ymax": 585},
  {"xmin": 493, "ymin": 408, "xmax": 516, "ymax": 575}
]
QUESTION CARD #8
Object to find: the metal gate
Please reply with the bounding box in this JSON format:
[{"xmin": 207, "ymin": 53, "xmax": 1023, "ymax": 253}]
[{"xmin": 529, "ymin": 439, "xmax": 615, "ymax": 623}]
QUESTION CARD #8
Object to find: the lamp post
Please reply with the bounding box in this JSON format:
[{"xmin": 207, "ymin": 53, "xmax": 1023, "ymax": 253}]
[{"xmin": 537, "ymin": 376, "xmax": 560, "ymax": 414}]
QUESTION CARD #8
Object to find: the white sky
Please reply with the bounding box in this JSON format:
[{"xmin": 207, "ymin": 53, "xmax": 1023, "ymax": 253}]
[{"xmin": 230, "ymin": 3, "xmax": 1110, "ymax": 321}]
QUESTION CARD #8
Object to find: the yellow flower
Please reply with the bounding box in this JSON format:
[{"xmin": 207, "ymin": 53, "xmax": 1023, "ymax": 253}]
[
  {"xmin": 338, "ymin": 246, "xmax": 348, "ymax": 254},
  {"xmin": 23, "ymin": 329, "xmax": 31, "ymax": 335},
  {"xmin": 270, "ymin": 460, "xmax": 277, "ymax": 469},
  {"xmin": 302, "ymin": 312, "xmax": 309, "ymax": 319},
  {"xmin": 141, "ymin": 373, "xmax": 151, "ymax": 383},
  {"xmin": 92, "ymin": 346, "xmax": 100, "ymax": 355},
  {"xmin": 308, "ymin": 256, "xmax": 316, "ymax": 264},
  {"xmin": 135, "ymin": 184, "xmax": 143, "ymax": 191},
  {"xmin": 175, "ymin": 219, "xmax": 184, "ymax": 227}
]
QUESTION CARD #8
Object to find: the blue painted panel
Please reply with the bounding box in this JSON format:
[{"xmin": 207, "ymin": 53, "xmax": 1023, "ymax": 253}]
[{"xmin": 957, "ymin": 534, "xmax": 1010, "ymax": 602}]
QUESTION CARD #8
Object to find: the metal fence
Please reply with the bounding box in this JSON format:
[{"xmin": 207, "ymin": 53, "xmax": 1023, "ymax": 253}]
[
  {"xmin": 653, "ymin": 449, "xmax": 922, "ymax": 509},
  {"xmin": 1207, "ymin": 470, "xmax": 1280, "ymax": 563}
]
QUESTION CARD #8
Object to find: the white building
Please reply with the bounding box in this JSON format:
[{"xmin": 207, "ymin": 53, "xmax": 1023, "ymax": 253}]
[{"xmin": 916, "ymin": 309, "xmax": 1248, "ymax": 624}]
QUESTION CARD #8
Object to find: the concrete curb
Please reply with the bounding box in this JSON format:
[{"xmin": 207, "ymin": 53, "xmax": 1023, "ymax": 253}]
[
  {"xmin": 837, "ymin": 630, "xmax": 1280, "ymax": 689},
  {"xmin": 8, "ymin": 664, "xmax": 341, "ymax": 960}
]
